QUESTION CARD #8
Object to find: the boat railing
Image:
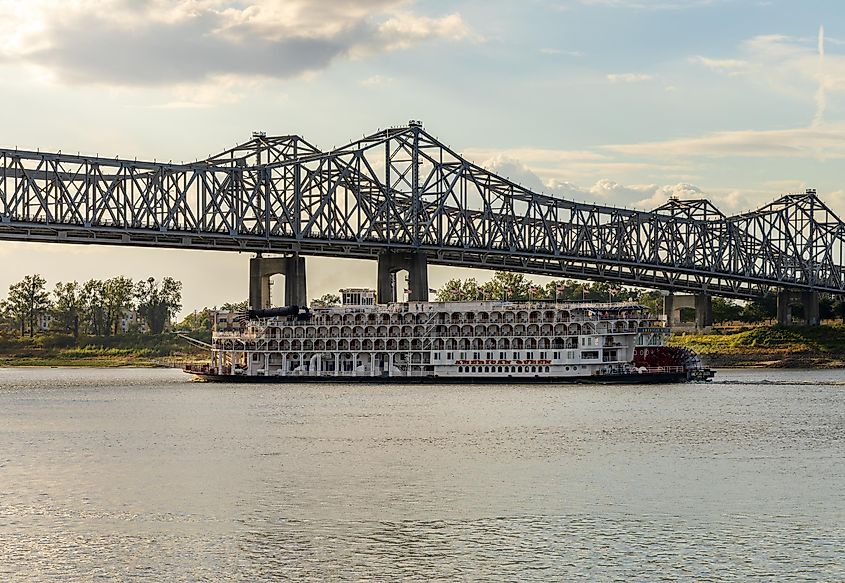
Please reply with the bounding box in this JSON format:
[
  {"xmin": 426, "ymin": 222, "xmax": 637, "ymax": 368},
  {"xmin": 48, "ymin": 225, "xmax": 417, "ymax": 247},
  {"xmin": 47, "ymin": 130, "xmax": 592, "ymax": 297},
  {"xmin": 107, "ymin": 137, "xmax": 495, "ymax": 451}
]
[{"xmin": 641, "ymin": 366, "xmax": 685, "ymax": 374}]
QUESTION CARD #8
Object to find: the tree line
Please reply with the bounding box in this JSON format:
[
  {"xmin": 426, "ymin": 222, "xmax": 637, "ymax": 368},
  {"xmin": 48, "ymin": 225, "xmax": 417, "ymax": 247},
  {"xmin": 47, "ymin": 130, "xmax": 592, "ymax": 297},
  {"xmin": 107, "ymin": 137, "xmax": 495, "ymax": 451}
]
[
  {"xmin": 0, "ymin": 275, "xmax": 182, "ymax": 338},
  {"xmin": 436, "ymin": 272, "xmax": 845, "ymax": 324}
]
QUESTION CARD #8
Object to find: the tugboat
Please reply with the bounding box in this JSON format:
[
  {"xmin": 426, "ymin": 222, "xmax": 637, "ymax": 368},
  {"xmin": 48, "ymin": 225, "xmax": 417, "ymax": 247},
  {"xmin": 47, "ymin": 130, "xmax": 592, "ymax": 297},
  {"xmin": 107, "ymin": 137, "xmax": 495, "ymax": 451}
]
[{"xmin": 184, "ymin": 288, "xmax": 713, "ymax": 384}]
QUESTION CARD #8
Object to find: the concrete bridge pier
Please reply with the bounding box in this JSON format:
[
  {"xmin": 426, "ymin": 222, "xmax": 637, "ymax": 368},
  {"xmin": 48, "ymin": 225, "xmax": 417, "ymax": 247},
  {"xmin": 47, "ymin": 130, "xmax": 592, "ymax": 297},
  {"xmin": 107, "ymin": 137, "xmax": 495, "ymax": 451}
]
[
  {"xmin": 249, "ymin": 254, "xmax": 307, "ymax": 309},
  {"xmin": 695, "ymin": 294, "xmax": 713, "ymax": 329},
  {"xmin": 664, "ymin": 292, "xmax": 712, "ymax": 330},
  {"xmin": 777, "ymin": 289, "xmax": 820, "ymax": 326},
  {"xmin": 377, "ymin": 251, "xmax": 429, "ymax": 303},
  {"xmin": 776, "ymin": 289, "xmax": 792, "ymax": 326},
  {"xmin": 664, "ymin": 293, "xmax": 674, "ymax": 326},
  {"xmin": 802, "ymin": 290, "xmax": 820, "ymax": 326}
]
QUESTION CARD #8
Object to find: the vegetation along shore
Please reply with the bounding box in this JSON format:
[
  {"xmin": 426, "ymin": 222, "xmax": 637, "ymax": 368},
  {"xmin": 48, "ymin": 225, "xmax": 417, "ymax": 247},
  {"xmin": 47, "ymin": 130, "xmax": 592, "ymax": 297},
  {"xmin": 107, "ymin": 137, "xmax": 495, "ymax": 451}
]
[{"xmin": 1, "ymin": 271, "xmax": 844, "ymax": 368}]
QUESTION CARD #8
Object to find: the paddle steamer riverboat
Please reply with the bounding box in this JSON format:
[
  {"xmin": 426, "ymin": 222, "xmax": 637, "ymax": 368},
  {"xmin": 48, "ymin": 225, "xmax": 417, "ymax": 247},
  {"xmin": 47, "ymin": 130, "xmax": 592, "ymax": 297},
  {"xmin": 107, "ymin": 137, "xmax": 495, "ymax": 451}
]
[{"xmin": 185, "ymin": 289, "xmax": 712, "ymax": 383}]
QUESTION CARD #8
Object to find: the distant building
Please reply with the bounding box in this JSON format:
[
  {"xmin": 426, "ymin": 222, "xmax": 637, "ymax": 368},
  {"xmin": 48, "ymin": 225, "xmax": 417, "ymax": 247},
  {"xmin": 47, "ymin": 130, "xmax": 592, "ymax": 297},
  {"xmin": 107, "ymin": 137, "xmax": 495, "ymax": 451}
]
[
  {"xmin": 38, "ymin": 308, "xmax": 171, "ymax": 335},
  {"xmin": 37, "ymin": 312, "xmax": 55, "ymax": 332},
  {"xmin": 118, "ymin": 309, "xmax": 146, "ymax": 333}
]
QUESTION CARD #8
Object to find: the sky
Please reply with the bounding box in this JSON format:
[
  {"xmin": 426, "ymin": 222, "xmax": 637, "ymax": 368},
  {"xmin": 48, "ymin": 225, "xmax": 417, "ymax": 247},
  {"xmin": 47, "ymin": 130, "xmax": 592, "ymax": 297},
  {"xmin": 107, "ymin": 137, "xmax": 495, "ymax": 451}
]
[{"xmin": 1, "ymin": 0, "xmax": 844, "ymax": 314}]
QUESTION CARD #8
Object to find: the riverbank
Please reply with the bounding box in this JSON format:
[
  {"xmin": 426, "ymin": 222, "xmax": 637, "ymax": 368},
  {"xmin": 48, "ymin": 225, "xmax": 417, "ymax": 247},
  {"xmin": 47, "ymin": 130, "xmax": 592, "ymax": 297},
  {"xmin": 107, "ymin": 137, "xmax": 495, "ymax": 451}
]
[
  {"xmin": 671, "ymin": 325, "xmax": 845, "ymax": 368},
  {"xmin": 0, "ymin": 334, "xmax": 208, "ymax": 368},
  {"xmin": 1, "ymin": 327, "xmax": 842, "ymax": 369}
]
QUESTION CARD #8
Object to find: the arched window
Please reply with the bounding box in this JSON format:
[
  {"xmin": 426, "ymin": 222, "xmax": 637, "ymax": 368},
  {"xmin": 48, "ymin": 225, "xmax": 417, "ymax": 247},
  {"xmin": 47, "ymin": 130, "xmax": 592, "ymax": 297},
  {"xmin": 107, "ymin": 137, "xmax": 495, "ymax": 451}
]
[{"xmin": 458, "ymin": 366, "xmax": 463, "ymax": 373}]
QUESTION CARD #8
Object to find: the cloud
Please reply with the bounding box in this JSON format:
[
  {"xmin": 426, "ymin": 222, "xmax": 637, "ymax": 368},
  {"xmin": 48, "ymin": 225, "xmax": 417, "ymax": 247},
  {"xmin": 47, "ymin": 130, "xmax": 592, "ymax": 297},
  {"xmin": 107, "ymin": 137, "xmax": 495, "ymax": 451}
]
[
  {"xmin": 476, "ymin": 150, "xmax": 716, "ymax": 210},
  {"xmin": 373, "ymin": 12, "xmax": 474, "ymax": 52},
  {"xmin": 814, "ymin": 25, "xmax": 827, "ymax": 127},
  {"xmin": 0, "ymin": 0, "xmax": 475, "ymax": 87},
  {"xmin": 691, "ymin": 29, "xmax": 845, "ymax": 117},
  {"xmin": 465, "ymin": 145, "xmax": 691, "ymax": 186},
  {"xmin": 469, "ymin": 144, "xmax": 828, "ymax": 214},
  {"xmin": 477, "ymin": 154, "xmax": 549, "ymax": 192},
  {"xmin": 151, "ymin": 75, "xmax": 268, "ymax": 109},
  {"xmin": 550, "ymin": 179, "xmax": 709, "ymax": 209},
  {"xmin": 577, "ymin": 0, "xmax": 728, "ymax": 9},
  {"xmin": 606, "ymin": 73, "xmax": 654, "ymax": 83},
  {"xmin": 688, "ymin": 56, "xmax": 749, "ymax": 75},
  {"xmin": 604, "ymin": 123, "xmax": 845, "ymax": 158}
]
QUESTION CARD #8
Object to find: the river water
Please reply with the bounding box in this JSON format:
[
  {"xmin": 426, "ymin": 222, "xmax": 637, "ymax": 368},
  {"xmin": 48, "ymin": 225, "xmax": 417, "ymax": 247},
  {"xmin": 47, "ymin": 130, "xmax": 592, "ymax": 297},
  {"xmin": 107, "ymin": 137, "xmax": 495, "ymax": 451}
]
[{"xmin": 0, "ymin": 367, "xmax": 843, "ymax": 581}]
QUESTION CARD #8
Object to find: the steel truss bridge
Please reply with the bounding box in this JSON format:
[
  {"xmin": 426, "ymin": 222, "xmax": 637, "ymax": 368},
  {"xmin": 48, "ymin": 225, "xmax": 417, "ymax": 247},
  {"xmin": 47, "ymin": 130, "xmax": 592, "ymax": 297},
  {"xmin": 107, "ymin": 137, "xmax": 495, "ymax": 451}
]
[{"xmin": 0, "ymin": 121, "xmax": 843, "ymax": 300}]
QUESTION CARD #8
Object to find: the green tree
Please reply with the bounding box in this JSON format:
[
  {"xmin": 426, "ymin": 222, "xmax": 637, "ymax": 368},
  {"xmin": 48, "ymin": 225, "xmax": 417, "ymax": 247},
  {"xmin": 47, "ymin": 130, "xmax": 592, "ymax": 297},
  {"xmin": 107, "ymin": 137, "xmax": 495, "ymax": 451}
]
[
  {"xmin": 820, "ymin": 296, "xmax": 836, "ymax": 321},
  {"xmin": 52, "ymin": 281, "xmax": 84, "ymax": 338},
  {"xmin": 742, "ymin": 293, "xmax": 777, "ymax": 323},
  {"xmin": 545, "ymin": 279, "xmax": 577, "ymax": 301},
  {"xmin": 435, "ymin": 279, "xmax": 462, "ymax": 301},
  {"xmin": 833, "ymin": 295, "xmax": 845, "ymax": 324},
  {"xmin": 712, "ymin": 297, "xmax": 744, "ymax": 323},
  {"xmin": 0, "ymin": 300, "xmax": 18, "ymax": 334},
  {"xmin": 177, "ymin": 308, "xmax": 214, "ymax": 333},
  {"xmin": 221, "ymin": 300, "xmax": 249, "ymax": 312},
  {"xmin": 80, "ymin": 279, "xmax": 107, "ymax": 335},
  {"xmin": 311, "ymin": 293, "xmax": 341, "ymax": 308},
  {"xmin": 103, "ymin": 276, "xmax": 135, "ymax": 335},
  {"xmin": 0, "ymin": 295, "xmax": 26, "ymax": 336},
  {"xmin": 637, "ymin": 290, "xmax": 665, "ymax": 316},
  {"xmin": 6, "ymin": 274, "xmax": 52, "ymax": 337},
  {"xmin": 135, "ymin": 277, "xmax": 183, "ymax": 335},
  {"xmin": 436, "ymin": 278, "xmax": 484, "ymax": 301},
  {"xmin": 482, "ymin": 272, "xmax": 531, "ymax": 301}
]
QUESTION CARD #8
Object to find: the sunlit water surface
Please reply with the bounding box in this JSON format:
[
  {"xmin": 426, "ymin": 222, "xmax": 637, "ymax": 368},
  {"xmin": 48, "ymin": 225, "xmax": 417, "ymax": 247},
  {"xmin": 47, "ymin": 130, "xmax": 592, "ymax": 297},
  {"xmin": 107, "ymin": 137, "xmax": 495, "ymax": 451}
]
[{"xmin": 1, "ymin": 367, "xmax": 843, "ymax": 581}]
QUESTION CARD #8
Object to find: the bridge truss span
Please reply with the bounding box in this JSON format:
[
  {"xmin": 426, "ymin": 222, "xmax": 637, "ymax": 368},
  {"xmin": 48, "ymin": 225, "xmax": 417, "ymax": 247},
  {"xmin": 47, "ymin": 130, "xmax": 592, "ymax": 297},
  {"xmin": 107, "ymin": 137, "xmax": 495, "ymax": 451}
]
[{"xmin": 0, "ymin": 122, "xmax": 843, "ymax": 299}]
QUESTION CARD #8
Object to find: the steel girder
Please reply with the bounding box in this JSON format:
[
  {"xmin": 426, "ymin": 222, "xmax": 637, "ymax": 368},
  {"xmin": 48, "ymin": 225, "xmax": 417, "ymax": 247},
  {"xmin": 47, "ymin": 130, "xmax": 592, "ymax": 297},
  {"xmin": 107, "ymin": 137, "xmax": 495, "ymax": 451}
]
[{"xmin": 0, "ymin": 123, "xmax": 843, "ymax": 299}]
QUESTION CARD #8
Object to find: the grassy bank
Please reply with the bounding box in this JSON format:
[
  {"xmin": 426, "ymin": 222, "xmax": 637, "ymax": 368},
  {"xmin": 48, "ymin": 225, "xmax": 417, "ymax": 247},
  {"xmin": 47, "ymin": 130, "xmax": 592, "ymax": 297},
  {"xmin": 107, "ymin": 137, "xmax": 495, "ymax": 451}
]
[
  {"xmin": 0, "ymin": 333, "xmax": 208, "ymax": 367},
  {"xmin": 671, "ymin": 325, "xmax": 845, "ymax": 368},
  {"xmin": 3, "ymin": 326, "xmax": 842, "ymax": 369}
]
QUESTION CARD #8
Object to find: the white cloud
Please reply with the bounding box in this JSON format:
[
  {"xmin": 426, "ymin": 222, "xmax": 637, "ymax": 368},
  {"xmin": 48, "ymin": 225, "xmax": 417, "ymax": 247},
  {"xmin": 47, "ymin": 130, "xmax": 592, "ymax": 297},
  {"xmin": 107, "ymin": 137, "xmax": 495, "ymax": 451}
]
[
  {"xmin": 0, "ymin": 1, "xmax": 476, "ymax": 88},
  {"xmin": 465, "ymin": 145, "xmax": 691, "ymax": 186},
  {"xmin": 476, "ymin": 150, "xmax": 715, "ymax": 210},
  {"xmin": 578, "ymin": 0, "xmax": 728, "ymax": 9},
  {"xmin": 604, "ymin": 123, "xmax": 845, "ymax": 158},
  {"xmin": 477, "ymin": 154, "xmax": 549, "ymax": 192},
  {"xmin": 466, "ymin": 147, "xmax": 608, "ymax": 164},
  {"xmin": 550, "ymin": 179, "xmax": 709, "ymax": 209},
  {"xmin": 691, "ymin": 29, "xmax": 845, "ymax": 118},
  {"xmin": 468, "ymin": 143, "xmax": 827, "ymax": 214},
  {"xmin": 374, "ymin": 12, "xmax": 474, "ymax": 51},
  {"xmin": 606, "ymin": 73, "xmax": 654, "ymax": 83},
  {"xmin": 688, "ymin": 56, "xmax": 749, "ymax": 75}
]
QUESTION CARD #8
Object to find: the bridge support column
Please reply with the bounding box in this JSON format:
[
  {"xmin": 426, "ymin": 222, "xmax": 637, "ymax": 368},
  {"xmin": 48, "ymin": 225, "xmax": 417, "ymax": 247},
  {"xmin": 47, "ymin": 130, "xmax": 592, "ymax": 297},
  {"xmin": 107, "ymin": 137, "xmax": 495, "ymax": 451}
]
[
  {"xmin": 802, "ymin": 291, "xmax": 820, "ymax": 326},
  {"xmin": 249, "ymin": 254, "xmax": 307, "ymax": 309},
  {"xmin": 777, "ymin": 289, "xmax": 792, "ymax": 326},
  {"xmin": 664, "ymin": 293, "xmax": 675, "ymax": 328},
  {"xmin": 694, "ymin": 294, "xmax": 713, "ymax": 329},
  {"xmin": 377, "ymin": 251, "xmax": 429, "ymax": 303}
]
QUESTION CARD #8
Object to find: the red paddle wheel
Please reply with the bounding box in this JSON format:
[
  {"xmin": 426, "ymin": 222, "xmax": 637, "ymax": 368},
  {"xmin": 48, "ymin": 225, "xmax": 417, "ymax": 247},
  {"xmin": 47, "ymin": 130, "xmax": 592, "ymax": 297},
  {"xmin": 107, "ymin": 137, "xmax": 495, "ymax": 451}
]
[{"xmin": 634, "ymin": 346, "xmax": 702, "ymax": 371}]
